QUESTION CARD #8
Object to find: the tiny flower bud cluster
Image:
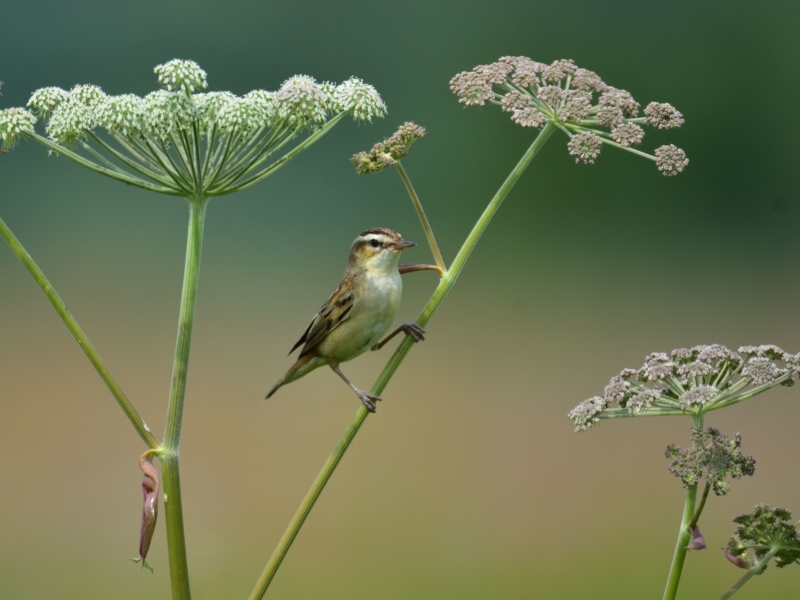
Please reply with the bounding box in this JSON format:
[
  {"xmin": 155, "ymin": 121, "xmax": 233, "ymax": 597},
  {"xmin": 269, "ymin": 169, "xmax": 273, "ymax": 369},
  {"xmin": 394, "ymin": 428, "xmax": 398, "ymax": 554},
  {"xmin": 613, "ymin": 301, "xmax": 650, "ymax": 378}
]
[
  {"xmin": 27, "ymin": 87, "xmax": 69, "ymax": 119},
  {"xmin": 0, "ymin": 107, "xmax": 37, "ymax": 149},
  {"xmin": 274, "ymin": 75, "xmax": 329, "ymax": 128},
  {"xmin": 727, "ymin": 504, "xmax": 800, "ymax": 570},
  {"xmin": 154, "ymin": 59, "xmax": 208, "ymax": 94},
  {"xmin": 352, "ymin": 122, "xmax": 426, "ymax": 174},
  {"xmin": 47, "ymin": 97, "xmax": 96, "ymax": 146},
  {"xmin": 665, "ymin": 427, "xmax": 755, "ymax": 495},
  {"xmin": 569, "ymin": 344, "xmax": 798, "ymax": 431},
  {"xmin": 71, "ymin": 84, "xmax": 106, "ymax": 109},
  {"xmin": 450, "ymin": 56, "xmax": 688, "ymax": 175},
  {"xmin": 333, "ymin": 78, "xmax": 387, "ymax": 123}
]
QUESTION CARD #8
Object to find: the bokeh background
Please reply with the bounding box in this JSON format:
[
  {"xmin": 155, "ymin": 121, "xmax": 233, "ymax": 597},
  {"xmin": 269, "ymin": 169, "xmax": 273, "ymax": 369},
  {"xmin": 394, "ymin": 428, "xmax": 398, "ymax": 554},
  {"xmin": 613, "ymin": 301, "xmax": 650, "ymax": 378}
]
[{"xmin": 2, "ymin": 1, "xmax": 799, "ymax": 598}]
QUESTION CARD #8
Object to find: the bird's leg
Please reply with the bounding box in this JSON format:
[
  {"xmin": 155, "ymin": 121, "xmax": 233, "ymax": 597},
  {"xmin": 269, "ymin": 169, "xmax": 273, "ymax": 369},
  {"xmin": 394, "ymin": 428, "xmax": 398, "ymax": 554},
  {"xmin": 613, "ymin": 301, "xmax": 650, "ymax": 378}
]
[
  {"xmin": 373, "ymin": 323, "xmax": 426, "ymax": 351},
  {"xmin": 330, "ymin": 363, "xmax": 382, "ymax": 412},
  {"xmin": 398, "ymin": 263, "xmax": 445, "ymax": 276}
]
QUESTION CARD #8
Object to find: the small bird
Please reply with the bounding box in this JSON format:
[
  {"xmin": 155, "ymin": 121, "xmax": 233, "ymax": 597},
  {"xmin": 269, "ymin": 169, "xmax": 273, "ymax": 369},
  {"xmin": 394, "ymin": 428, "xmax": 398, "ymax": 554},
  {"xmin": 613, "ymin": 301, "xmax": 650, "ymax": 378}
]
[{"xmin": 266, "ymin": 228, "xmax": 426, "ymax": 411}]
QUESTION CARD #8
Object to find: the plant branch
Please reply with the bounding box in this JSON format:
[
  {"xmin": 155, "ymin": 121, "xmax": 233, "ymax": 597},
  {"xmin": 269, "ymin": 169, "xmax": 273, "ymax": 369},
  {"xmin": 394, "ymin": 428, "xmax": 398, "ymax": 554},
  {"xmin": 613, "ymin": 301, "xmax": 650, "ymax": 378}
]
[
  {"xmin": 161, "ymin": 197, "xmax": 208, "ymax": 600},
  {"xmin": 717, "ymin": 546, "xmax": 779, "ymax": 600},
  {"xmin": 0, "ymin": 215, "xmax": 160, "ymax": 449},
  {"xmin": 248, "ymin": 121, "xmax": 557, "ymax": 599},
  {"xmin": 217, "ymin": 114, "xmax": 345, "ymax": 196},
  {"xmin": 25, "ymin": 133, "xmax": 182, "ymax": 195},
  {"xmin": 690, "ymin": 482, "xmax": 711, "ymax": 528},
  {"xmin": 395, "ymin": 162, "xmax": 446, "ymax": 272},
  {"xmin": 663, "ymin": 413, "xmax": 705, "ymax": 600},
  {"xmin": 85, "ymin": 132, "xmax": 180, "ymax": 190}
]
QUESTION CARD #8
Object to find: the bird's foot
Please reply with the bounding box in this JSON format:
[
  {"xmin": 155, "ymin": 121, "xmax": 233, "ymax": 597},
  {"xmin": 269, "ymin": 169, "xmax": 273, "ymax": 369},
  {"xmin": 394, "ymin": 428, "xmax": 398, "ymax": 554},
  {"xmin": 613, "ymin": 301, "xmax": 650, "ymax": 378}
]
[
  {"xmin": 357, "ymin": 390, "xmax": 383, "ymax": 413},
  {"xmin": 400, "ymin": 322, "xmax": 426, "ymax": 343}
]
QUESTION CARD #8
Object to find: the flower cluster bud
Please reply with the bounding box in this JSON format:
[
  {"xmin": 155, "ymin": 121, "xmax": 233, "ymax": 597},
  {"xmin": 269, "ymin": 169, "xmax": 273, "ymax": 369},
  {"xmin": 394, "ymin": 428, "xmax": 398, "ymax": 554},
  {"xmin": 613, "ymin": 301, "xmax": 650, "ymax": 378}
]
[{"xmin": 352, "ymin": 122, "xmax": 426, "ymax": 175}]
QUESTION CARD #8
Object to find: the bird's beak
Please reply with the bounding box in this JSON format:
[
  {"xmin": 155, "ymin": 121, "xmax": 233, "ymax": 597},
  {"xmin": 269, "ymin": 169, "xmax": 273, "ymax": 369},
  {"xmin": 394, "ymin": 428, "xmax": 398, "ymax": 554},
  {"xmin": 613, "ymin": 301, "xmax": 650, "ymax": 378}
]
[{"xmin": 392, "ymin": 239, "xmax": 416, "ymax": 250}]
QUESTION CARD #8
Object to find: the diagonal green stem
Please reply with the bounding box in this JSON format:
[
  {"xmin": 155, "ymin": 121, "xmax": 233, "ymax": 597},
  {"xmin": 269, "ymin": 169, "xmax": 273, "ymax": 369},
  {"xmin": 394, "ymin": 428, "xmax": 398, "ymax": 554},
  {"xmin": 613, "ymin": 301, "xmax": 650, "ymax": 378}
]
[
  {"xmin": 690, "ymin": 482, "xmax": 711, "ymax": 528},
  {"xmin": 248, "ymin": 121, "xmax": 557, "ymax": 600},
  {"xmin": 395, "ymin": 162, "xmax": 445, "ymax": 271},
  {"xmin": 717, "ymin": 546, "xmax": 779, "ymax": 600},
  {"xmin": 663, "ymin": 414, "xmax": 705, "ymax": 600},
  {"xmin": 161, "ymin": 197, "xmax": 208, "ymax": 600},
  {"xmin": 0, "ymin": 215, "xmax": 160, "ymax": 449}
]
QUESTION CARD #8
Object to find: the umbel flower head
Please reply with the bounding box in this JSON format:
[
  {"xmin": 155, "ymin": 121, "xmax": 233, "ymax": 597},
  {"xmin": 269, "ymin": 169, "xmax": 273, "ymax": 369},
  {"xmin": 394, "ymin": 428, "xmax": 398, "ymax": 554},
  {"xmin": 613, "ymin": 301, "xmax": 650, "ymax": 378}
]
[
  {"xmin": 665, "ymin": 427, "xmax": 755, "ymax": 495},
  {"xmin": 0, "ymin": 106, "xmax": 37, "ymax": 149},
  {"xmin": 351, "ymin": 122, "xmax": 426, "ymax": 174},
  {"xmin": 726, "ymin": 504, "xmax": 800, "ymax": 572},
  {"xmin": 569, "ymin": 344, "xmax": 798, "ymax": 431},
  {"xmin": 1, "ymin": 59, "xmax": 386, "ymax": 197},
  {"xmin": 451, "ymin": 57, "xmax": 688, "ymax": 176}
]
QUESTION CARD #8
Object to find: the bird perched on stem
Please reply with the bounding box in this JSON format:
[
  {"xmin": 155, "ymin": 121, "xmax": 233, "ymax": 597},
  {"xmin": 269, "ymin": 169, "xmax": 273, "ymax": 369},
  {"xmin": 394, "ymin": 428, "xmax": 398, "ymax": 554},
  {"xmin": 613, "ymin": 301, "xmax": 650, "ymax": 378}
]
[{"xmin": 266, "ymin": 228, "xmax": 427, "ymax": 411}]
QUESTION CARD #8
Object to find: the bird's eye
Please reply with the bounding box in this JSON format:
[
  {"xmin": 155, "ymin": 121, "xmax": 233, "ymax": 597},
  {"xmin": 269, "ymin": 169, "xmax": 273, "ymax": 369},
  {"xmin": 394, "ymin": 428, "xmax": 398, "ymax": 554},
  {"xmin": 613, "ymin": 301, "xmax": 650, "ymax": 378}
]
[{"xmin": 370, "ymin": 239, "xmax": 380, "ymax": 248}]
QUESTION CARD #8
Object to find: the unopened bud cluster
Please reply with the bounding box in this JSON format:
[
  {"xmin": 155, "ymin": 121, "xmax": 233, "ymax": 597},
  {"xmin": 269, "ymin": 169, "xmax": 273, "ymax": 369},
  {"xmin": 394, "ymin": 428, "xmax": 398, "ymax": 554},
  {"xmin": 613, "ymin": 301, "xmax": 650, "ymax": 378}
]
[
  {"xmin": 352, "ymin": 122, "xmax": 426, "ymax": 174},
  {"xmin": 665, "ymin": 427, "xmax": 755, "ymax": 495},
  {"xmin": 569, "ymin": 344, "xmax": 798, "ymax": 431},
  {"xmin": 0, "ymin": 107, "xmax": 37, "ymax": 149},
  {"xmin": 726, "ymin": 504, "xmax": 800, "ymax": 571},
  {"xmin": 451, "ymin": 57, "xmax": 688, "ymax": 175}
]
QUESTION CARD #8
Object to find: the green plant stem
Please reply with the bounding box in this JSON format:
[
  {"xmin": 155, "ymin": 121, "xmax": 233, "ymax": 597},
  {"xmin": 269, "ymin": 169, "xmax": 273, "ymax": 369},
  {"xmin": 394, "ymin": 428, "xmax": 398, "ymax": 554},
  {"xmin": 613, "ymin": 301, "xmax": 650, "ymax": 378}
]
[
  {"xmin": 217, "ymin": 113, "xmax": 345, "ymax": 196},
  {"xmin": 395, "ymin": 162, "xmax": 445, "ymax": 271},
  {"xmin": 248, "ymin": 121, "xmax": 557, "ymax": 600},
  {"xmin": 717, "ymin": 546, "xmax": 779, "ymax": 600},
  {"xmin": 690, "ymin": 482, "xmax": 710, "ymax": 528},
  {"xmin": 161, "ymin": 197, "xmax": 208, "ymax": 600},
  {"xmin": 663, "ymin": 414, "xmax": 705, "ymax": 600},
  {"xmin": 26, "ymin": 132, "xmax": 181, "ymax": 195},
  {"xmin": 0, "ymin": 215, "xmax": 160, "ymax": 449}
]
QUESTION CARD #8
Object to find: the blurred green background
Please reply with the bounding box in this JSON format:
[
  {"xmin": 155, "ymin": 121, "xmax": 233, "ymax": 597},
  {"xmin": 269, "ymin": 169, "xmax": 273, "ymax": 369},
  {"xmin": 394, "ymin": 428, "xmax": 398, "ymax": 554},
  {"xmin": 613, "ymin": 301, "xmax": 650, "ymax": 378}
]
[{"xmin": 1, "ymin": 1, "xmax": 799, "ymax": 598}]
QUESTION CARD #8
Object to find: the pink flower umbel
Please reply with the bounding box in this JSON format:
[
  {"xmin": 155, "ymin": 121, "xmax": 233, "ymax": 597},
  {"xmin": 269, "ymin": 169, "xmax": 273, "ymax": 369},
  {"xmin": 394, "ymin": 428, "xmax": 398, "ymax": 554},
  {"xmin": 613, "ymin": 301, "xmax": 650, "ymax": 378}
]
[
  {"xmin": 569, "ymin": 344, "xmax": 798, "ymax": 431},
  {"xmin": 451, "ymin": 57, "xmax": 688, "ymax": 175}
]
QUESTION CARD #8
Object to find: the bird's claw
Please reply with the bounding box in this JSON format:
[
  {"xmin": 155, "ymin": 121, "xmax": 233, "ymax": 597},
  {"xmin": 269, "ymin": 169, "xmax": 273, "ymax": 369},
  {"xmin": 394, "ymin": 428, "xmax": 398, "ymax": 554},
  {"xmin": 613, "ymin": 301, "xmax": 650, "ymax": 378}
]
[
  {"xmin": 401, "ymin": 322, "xmax": 426, "ymax": 343},
  {"xmin": 358, "ymin": 391, "xmax": 382, "ymax": 413}
]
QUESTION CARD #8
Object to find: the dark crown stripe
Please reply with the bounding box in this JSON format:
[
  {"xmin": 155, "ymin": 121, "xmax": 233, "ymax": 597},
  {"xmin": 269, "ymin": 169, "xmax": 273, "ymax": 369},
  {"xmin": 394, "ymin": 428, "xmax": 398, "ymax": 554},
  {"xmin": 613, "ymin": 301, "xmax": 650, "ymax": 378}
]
[{"xmin": 359, "ymin": 227, "xmax": 398, "ymax": 238}]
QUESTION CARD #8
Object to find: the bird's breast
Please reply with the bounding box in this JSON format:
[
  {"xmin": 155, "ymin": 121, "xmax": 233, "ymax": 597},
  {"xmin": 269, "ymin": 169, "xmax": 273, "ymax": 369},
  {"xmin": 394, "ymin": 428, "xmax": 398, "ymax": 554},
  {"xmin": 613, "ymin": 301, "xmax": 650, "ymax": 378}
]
[{"xmin": 318, "ymin": 270, "xmax": 402, "ymax": 362}]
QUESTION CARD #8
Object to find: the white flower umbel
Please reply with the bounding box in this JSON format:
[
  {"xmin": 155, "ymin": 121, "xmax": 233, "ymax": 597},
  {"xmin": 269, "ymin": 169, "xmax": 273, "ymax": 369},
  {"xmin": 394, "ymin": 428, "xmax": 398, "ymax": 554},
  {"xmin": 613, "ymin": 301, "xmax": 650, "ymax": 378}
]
[
  {"xmin": 0, "ymin": 107, "xmax": 37, "ymax": 149},
  {"xmin": 6, "ymin": 59, "xmax": 386, "ymax": 197}
]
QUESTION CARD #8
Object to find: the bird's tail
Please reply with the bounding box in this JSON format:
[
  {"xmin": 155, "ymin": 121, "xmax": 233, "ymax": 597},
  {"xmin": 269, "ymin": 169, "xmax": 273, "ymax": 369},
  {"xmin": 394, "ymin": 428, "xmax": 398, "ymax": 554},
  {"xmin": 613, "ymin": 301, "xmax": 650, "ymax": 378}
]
[{"xmin": 265, "ymin": 354, "xmax": 323, "ymax": 398}]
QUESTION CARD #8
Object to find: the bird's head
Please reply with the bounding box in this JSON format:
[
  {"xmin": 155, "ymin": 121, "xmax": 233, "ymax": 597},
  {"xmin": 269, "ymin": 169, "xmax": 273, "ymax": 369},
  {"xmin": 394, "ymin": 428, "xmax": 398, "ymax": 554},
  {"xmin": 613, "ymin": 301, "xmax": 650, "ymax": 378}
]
[{"xmin": 349, "ymin": 228, "xmax": 415, "ymax": 272}]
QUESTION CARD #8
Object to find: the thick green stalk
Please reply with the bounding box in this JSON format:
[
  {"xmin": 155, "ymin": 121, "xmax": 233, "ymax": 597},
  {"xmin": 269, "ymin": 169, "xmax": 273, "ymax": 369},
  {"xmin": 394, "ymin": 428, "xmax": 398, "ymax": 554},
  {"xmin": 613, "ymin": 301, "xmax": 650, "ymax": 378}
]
[
  {"xmin": 248, "ymin": 122, "xmax": 557, "ymax": 600},
  {"xmin": 161, "ymin": 197, "xmax": 208, "ymax": 600},
  {"xmin": 663, "ymin": 414, "xmax": 705, "ymax": 600},
  {"xmin": 717, "ymin": 546, "xmax": 779, "ymax": 600},
  {"xmin": 0, "ymin": 215, "xmax": 160, "ymax": 449}
]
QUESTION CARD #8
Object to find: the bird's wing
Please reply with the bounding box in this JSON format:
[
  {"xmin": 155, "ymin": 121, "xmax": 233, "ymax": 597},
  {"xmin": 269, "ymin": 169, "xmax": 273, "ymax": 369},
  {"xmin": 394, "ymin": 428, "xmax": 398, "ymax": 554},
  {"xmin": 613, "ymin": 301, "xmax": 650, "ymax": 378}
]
[{"xmin": 289, "ymin": 281, "xmax": 355, "ymax": 357}]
